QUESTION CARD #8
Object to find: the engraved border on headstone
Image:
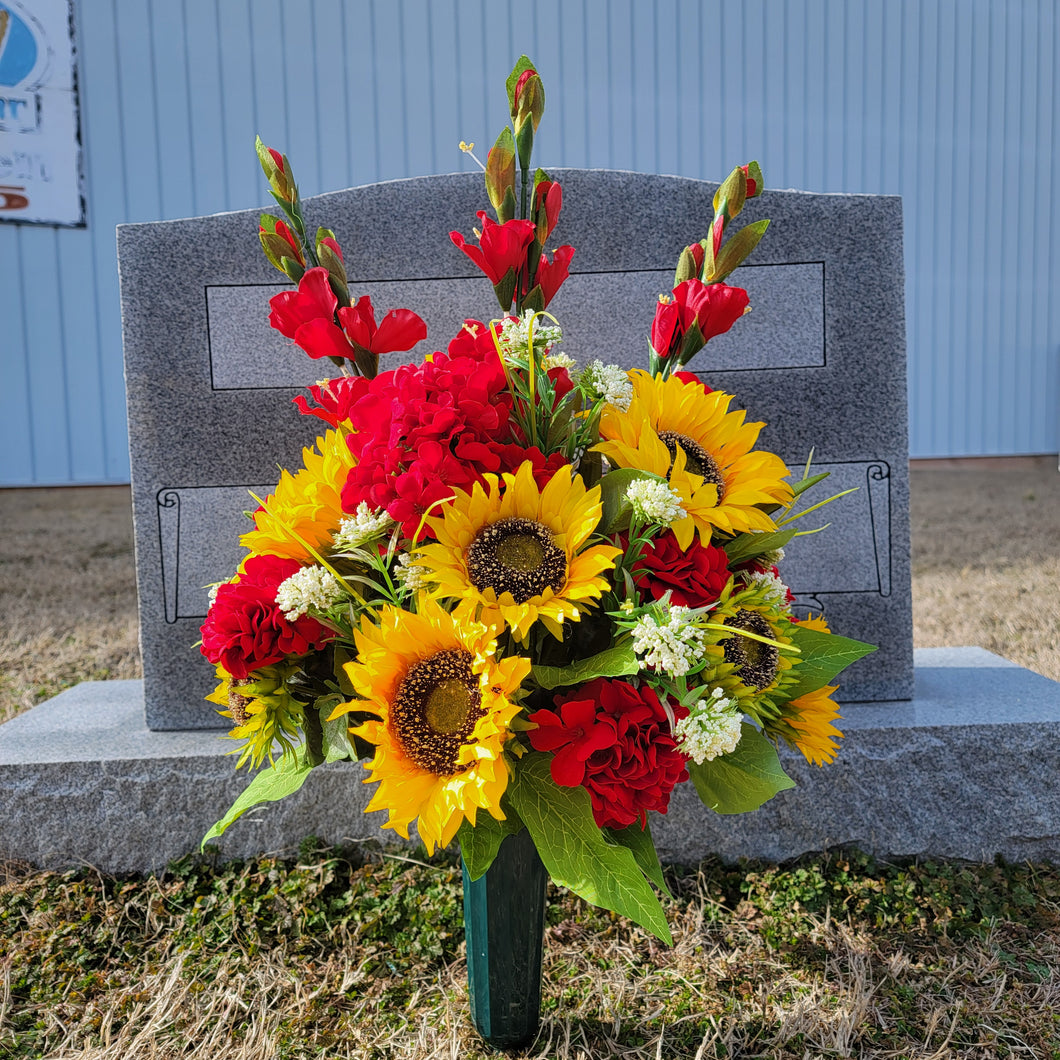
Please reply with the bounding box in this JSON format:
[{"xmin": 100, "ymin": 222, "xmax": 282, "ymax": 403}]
[
  {"xmin": 782, "ymin": 461, "xmax": 893, "ymax": 614},
  {"xmin": 156, "ymin": 485, "xmax": 274, "ymax": 623},
  {"xmin": 204, "ymin": 262, "xmax": 826, "ymax": 391}
]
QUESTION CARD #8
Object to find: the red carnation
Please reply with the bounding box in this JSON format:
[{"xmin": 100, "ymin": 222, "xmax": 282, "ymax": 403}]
[
  {"xmin": 632, "ymin": 531, "xmax": 730, "ymax": 608},
  {"xmin": 200, "ymin": 555, "xmax": 331, "ymax": 679},
  {"xmin": 528, "ymin": 678, "xmax": 689, "ymax": 830}
]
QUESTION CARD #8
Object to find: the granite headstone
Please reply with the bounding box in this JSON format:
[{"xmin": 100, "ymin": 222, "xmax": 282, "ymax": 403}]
[{"xmin": 118, "ymin": 170, "xmax": 911, "ymax": 731}]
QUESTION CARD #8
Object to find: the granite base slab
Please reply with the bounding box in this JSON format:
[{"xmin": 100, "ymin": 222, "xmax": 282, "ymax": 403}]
[{"xmin": 2, "ymin": 648, "xmax": 1058, "ymax": 873}]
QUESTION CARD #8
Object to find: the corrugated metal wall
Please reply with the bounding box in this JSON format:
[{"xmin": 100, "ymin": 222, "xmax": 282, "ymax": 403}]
[{"xmin": 1, "ymin": 0, "xmax": 1056, "ymax": 485}]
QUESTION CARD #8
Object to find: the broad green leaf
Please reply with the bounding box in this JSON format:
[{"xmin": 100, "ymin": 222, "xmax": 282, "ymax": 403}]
[
  {"xmin": 532, "ymin": 639, "xmax": 639, "ymax": 691},
  {"xmin": 510, "ymin": 754, "xmax": 673, "ymax": 943},
  {"xmin": 688, "ymin": 724, "xmax": 795, "ymax": 814},
  {"xmin": 784, "ymin": 626, "xmax": 878, "ymax": 700},
  {"xmin": 319, "ymin": 697, "xmax": 356, "ymax": 762},
  {"xmin": 598, "ymin": 467, "xmax": 666, "ymax": 533},
  {"xmin": 711, "ymin": 218, "xmax": 770, "ymax": 281},
  {"xmin": 605, "ymin": 819, "xmax": 670, "ymax": 898},
  {"xmin": 457, "ymin": 808, "xmax": 524, "ymax": 881},
  {"xmin": 722, "ymin": 527, "xmax": 797, "ymax": 564},
  {"xmin": 202, "ymin": 749, "xmax": 314, "ymax": 849}
]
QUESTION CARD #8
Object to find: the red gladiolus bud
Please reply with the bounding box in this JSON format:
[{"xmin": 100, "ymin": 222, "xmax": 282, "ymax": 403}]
[
  {"xmin": 688, "ymin": 242, "xmax": 705, "ymax": 274},
  {"xmin": 318, "ymin": 235, "xmax": 343, "ymax": 261},
  {"xmin": 512, "ymin": 68, "xmax": 544, "ymax": 133},
  {"xmin": 533, "ymin": 179, "xmax": 562, "ymax": 243},
  {"xmin": 675, "ymin": 279, "xmax": 751, "ymax": 342},
  {"xmin": 259, "ymin": 215, "xmax": 304, "ymax": 273},
  {"xmin": 255, "ymin": 136, "xmax": 295, "ymax": 201}
]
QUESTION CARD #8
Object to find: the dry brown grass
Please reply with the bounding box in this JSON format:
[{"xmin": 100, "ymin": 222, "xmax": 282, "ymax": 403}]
[
  {"xmin": 910, "ymin": 457, "xmax": 1060, "ymax": 683},
  {"xmin": 3, "ymin": 852, "xmax": 1059, "ymax": 1059},
  {"xmin": 2, "ymin": 459, "xmax": 1057, "ymax": 724},
  {"xmin": 0, "ymin": 486, "xmax": 140, "ymax": 724}
]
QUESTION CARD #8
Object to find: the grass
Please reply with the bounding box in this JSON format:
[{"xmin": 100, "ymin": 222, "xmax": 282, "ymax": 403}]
[{"xmin": 2, "ymin": 843, "xmax": 1059, "ymax": 1058}]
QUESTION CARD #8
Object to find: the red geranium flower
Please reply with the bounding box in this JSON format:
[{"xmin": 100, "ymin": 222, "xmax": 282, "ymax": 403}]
[
  {"xmin": 338, "ymin": 296, "xmax": 427, "ymax": 357},
  {"xmin": 528, "ymin": 678, "xmax": 689, "ymax": 830},
  {"xmin": 200, "ymin": 555, "xmax": 331, "ymax": 679},
  {"xmin": 632, "ymin": 531, "xmax": 730, "ymax": 608}
]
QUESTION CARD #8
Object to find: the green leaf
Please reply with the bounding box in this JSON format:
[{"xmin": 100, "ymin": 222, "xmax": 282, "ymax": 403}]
[
  {"xmin": 531, "ymin": 639, "xmax": 639, "ymax": 690},
  {"xmin": 605, "ymin": 819, "xmax": 670, "ymax": 898},
  {"xmin": 784, "ymin": 626, "xmax": 878, "ymax": 700},
  {"xmin": 711, "ymin": 218, "xmax": 770, "ymax": 281},
  {"xmin": 201, "ymin": 749, "xmax": 314, "ymax": 849},
  {"xmin": 722, "ymin": 527, "xmax": 798, "ymax": 564},
  {"xmin": 510, "ymin": 754, "xmax": 672, "ymax": 943},
  {"xmin": 789, "ymin": 469, "xmax": 832, "ymax": 500},
  {"xmin": 319, "ymin": 697, "xmax": 355, "ymax": 762},
  {"xmin": 598, "ymin": 466, "xmax": 667, "ymax": 533},
  {"xmin": 457, "ymin": 808, "xmax": 524, "ymax": 881},
  {"xmin": 688, "ymin": 723, "xmax": 795, "ymax": 814}
]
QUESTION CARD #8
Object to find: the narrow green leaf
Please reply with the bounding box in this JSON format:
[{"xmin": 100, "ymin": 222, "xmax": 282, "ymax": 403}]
[
  {"xmin": 789, "ymin": 469, "xmax": 832, "ymax": 500},
  {"xmin": 531, "ymin": 639, "xmax": 639, "ymax": 691},
  {"xmin": 598, "ymin": 466, "xmax": 667, "ymax": 533},
  {"xmin": 457, "ymin": 808, "xmax": 524, "ymax": 881},
  {"xmin": 605, "ymin": 819, "xmax": 670, "ymax": 898},
  {"xmin": 201, "ymin": 749, "xmax": 314, "ymax": 849},
  {"xmin": 688, "ymin": 724, "xmax": 795, "ymax": 814},
  {"xmin": 510, "ymin": 754, "xmax": 672, "ymax": 943},
  {"xmin": 711, "ymin": 218, "xmax": 770, "ymax": 281},
  {"xmin": 784, "ymin": 626, "xmax": 878, "ymax": 700},
  {"xmin": 722, "ymin": 527, "xmax": 798, "ymax": 564}
]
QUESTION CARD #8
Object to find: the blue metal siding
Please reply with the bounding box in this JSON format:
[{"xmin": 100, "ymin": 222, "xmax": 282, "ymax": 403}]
[{"xmin": 1, "ymin": 0, "xmax": 1057, "ymax": 485}]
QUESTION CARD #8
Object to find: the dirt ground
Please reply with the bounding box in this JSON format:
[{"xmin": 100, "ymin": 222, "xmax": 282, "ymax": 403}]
[{"xmin": 0, "ymin": 459, "xmax": 1058, "ymax": 724}]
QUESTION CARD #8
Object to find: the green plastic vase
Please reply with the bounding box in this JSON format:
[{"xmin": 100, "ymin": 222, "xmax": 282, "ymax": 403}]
[{"xmin": 462, "ymin": 828, "xmax": 547, "ymax": 1048}]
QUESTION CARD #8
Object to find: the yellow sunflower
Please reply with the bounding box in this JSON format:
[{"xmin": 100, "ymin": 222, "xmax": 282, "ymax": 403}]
[
  {"xmin": 206, "ymin": 662, "xmax": 304, "ymax": 769},
  {"xmin": 779, "ymin": 685, "xmax": 843, "ymax": 766},
  {"xmin": 240, "ymin": 427, "xmax": 356, "ymax": 562},
  {"xmin": 331, "ymin": 596, "xmax": 531, "ymax": 853},
  {"xmin": 595, "ymin": 370, "xmax": 792, "ymax": 546},
  {"xmin": 415, "ymin": 462, "xmax": 621, "ymax": 642}
]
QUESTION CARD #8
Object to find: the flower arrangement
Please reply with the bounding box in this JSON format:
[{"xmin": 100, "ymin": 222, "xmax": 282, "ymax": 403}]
[{"xmin": 201, "ymin": 57, "xmax": 874, "ymax": 946}]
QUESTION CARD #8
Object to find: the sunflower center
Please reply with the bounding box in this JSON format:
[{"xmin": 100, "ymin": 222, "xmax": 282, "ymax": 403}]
[
  {"xmin": 466, "ymin": 517, "xmax": 567, "ymax": 604},
  {"xmin": 721, "ymin": 608, "xmax": 779, "ymax": 691},
  {"xmin": 657, "ymin": 430, "xmax": 725, "ymax": 494},
  {"xmin": 392, "ymin": 649, "xmax": 485, "ymax": 776}
]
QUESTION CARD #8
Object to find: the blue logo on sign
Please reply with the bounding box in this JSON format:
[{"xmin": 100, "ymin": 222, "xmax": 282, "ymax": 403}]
[{"xmin": 0, "ymin": 4, "xmax": 38, "ymax": 88}]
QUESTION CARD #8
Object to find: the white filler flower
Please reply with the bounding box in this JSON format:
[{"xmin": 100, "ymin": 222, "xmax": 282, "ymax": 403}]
[
  {"xmin": 674, "ymin": 688, "xmax": 743, "ymax": 764},
  {"xmin": 333, "ymin": 503, "xmax": 394, "ymax": 551},
  {"xmin": 582, "ymin": 360, "xmax": 633, "ymax": 410},
  {"xmin": 625, "ymin": 478, "xmax": 685, "ymax": 526},
  {"xmin": 395, "ymin": 552, "xmax": 431, "ymax": 592},
  {"xmin": 275, "ymin": 565, "xmax": 344, "ymax": 621},
  {"xmin": 631, "ymin": 605, "xmax": 706, "ymax": 677}
]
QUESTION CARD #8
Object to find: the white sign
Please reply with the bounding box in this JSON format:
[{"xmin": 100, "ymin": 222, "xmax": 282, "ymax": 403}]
[{"xmin": 0, "ymin": 0, "xmax": 84, "ymax": 226}]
